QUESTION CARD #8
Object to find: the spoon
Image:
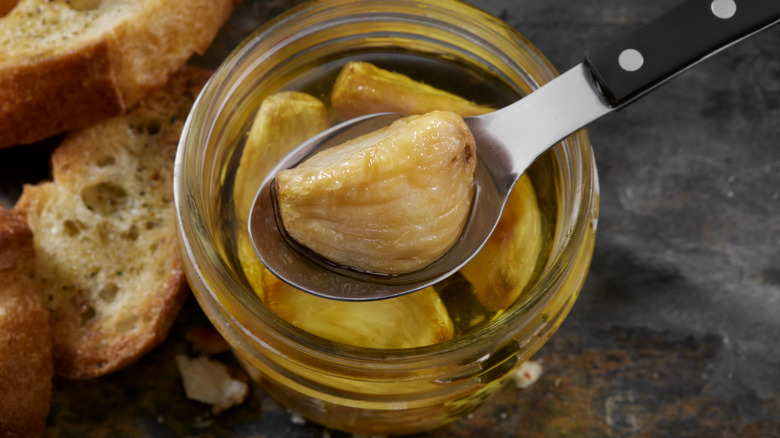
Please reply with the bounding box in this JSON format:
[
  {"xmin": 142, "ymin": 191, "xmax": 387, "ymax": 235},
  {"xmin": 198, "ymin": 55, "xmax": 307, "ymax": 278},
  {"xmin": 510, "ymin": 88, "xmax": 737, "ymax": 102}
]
[{"xmin": 249, "ymin": 0, "xmax": 780, "ymax": 301}]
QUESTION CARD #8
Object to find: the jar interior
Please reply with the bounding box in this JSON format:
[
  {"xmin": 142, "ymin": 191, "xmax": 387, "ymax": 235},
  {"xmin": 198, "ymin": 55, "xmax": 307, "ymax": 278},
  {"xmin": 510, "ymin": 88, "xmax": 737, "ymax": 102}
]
[
  {"xmin": 182, "ymin": 1, "xmax": 593, "ymax": 362},
  {"xmin": 176, "ymin": 3, "xmax": 597, "ymax": 434}
]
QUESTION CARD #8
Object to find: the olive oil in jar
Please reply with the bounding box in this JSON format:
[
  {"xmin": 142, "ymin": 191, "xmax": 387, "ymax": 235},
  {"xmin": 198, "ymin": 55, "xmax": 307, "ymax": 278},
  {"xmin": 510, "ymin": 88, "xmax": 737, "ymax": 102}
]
[{"xmin": 228, "ymin": 52, "xmax": 558, "ymax": 344}]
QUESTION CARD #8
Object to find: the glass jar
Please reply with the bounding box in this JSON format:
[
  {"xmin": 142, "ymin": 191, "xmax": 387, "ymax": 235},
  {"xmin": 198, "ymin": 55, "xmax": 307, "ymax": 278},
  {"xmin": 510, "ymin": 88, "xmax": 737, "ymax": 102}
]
[{"xmin": 174, "ymin": 0, "xmax": 599, "ymax": 434}]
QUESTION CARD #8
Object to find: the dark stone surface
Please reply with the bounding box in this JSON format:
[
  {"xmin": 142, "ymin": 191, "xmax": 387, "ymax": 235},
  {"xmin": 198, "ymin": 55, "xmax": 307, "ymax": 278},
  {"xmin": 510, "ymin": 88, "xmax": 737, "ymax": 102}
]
[{"xmin": 1, "ymin": 0, "xmax": 778, "ymax": 436}]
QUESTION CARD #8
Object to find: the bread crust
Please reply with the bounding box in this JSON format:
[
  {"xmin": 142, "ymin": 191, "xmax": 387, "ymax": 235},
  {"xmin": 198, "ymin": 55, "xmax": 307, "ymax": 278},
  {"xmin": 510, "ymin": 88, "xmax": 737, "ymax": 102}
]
[
  {"xmin": 0, "ymin": 41, "xmax": 124, "ymax": 148},
  {"xmin": 0, "ymin": 0, "xmax": 18, "ymax": 16},
  {"xmin": 13, "ymin": 67, "xmax": 212, "ymax": 379},
  {"xmin": 0, "ymin": 205, "xmax": 53, "ymax": 438},
  {"xmin": 0, "ymin": 0, "xmax": 234, "ymax": 149}
]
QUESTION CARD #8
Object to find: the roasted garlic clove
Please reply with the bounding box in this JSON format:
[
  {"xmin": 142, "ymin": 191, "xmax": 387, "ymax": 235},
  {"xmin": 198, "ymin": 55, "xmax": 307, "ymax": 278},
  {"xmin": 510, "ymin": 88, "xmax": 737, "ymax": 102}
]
[
  {"xmin": 262, "ymin": 274, "xmax": 454, "ymax": 348},
  {"xmin": 275, "ymin": 110, "xmax": 477, "ymax": 275},
  {"xmin": 459, "ymin": 174, "xmax": 543, "ymax": 311},
  {"xmin": 237, "ymin": 230, "xmax": 267, "ymax": 301},
  {"xmin": 233, "ymin": 91, "xmax": 330, "ymax": 223},
  {"xmin": 233, "ymin": 91, "xmax": 330, "ymax": 301},
  {"xmin": 331, "ymin": 61, "xmax": 495, "ymax": 120}
]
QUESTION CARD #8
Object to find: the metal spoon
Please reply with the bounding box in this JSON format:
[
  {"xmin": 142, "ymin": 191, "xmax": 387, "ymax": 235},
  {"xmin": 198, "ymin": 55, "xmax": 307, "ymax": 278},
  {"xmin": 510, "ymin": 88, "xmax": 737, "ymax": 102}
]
[{"xmin": 249, "ymin": 0, "xmax": 780, "ymax": 301}]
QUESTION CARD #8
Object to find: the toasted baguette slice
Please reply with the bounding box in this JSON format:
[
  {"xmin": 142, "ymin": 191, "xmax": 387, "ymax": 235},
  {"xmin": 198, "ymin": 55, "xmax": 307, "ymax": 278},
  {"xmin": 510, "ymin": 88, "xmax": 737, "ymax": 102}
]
[
  {"xmin": 0, "ymin": 204, "xmax": 52, "ymax": 437},
  {"xmin": 13, "ymin": 67, "xmax": 211, "ymax": 379},
  {"xmin": 0, "ymin": 0, "xmax": 233, "ymax": 148}
]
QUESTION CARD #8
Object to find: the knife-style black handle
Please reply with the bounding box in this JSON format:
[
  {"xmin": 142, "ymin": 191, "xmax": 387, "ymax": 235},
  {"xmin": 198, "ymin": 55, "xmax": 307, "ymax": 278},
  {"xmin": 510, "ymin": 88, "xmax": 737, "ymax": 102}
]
[{"xmin": 584, "ymin": 0, "xmax": 780, "ymax": 108}]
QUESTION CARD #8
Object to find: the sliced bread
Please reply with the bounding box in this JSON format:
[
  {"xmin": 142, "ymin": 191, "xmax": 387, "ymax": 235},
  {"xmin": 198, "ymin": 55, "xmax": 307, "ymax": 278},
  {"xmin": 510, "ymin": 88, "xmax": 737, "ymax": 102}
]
[
  {"xmin": 0, "ymin": 204, "xmax": 52, "ymax": 437},
  {"xmin": 0, "ymin": 0, "xmax": 234, "ymax": 148},
  {"xmin": 13, "ymin": 66, "xmax": 211, "ymax": 379}
]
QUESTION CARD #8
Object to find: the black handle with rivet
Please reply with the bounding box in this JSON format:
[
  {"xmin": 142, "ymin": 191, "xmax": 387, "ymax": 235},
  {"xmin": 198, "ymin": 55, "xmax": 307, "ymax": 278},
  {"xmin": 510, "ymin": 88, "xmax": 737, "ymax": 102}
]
[{"xmin": 584, "ymin": 0, "xmax": 780, "ymax": 108}]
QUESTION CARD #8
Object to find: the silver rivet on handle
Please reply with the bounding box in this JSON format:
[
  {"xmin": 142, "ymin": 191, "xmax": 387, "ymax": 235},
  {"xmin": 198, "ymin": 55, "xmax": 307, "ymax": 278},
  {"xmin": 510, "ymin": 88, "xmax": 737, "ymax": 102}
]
[
  {"xmin": 711, "ymin": 0, "xmax": 737, "ymax": 19},
  {"xmin": 618, "ymin": 48, "xmax": 644, "ymax": 72}
]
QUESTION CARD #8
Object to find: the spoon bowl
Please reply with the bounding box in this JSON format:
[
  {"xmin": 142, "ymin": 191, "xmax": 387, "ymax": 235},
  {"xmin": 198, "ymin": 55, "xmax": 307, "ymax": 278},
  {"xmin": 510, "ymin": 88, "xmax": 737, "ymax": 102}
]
[{"xmin": 248, "ymin": 65, "xmax": 609, "ymax": 301}]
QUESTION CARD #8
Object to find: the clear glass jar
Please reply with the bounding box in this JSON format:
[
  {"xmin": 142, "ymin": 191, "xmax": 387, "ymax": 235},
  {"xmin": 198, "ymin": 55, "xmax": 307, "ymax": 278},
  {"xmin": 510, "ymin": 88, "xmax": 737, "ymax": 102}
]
[{"xmin": 174, "ymin": 0, "xmax": 599, "ymax": 434}]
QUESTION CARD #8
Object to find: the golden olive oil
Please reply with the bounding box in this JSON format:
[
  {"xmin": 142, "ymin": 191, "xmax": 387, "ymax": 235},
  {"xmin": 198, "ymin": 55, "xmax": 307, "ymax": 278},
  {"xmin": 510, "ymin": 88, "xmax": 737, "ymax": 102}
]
[{"xmin": 225, "ymin": 52, "xmax": 558, "ymax": 342}]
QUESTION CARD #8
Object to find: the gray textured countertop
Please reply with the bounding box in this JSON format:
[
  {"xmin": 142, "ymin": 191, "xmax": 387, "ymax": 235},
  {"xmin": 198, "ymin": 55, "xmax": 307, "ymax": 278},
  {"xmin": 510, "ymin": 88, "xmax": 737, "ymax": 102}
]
[{"xmin": 2, "ymin": 0, "xmax": 778, "ymax": 436}]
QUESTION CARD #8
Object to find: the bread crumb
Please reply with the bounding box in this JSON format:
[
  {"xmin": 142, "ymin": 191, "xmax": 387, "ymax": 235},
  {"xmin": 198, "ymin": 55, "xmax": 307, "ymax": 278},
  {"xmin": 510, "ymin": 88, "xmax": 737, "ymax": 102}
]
[
  {"xmin": 176, "ymin": 354, "xmax": 249, "ymax": 414},
  {"xmin": 289, "ymin": 410, "xmax": 306, "ymax": 425},
  {"xmin": 191, "ymin": 413, "xmax": 214, "ymax": 429},
  {"xmin": 510, "ymin": 360, "xmax": 543, "ymax": 389}
]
